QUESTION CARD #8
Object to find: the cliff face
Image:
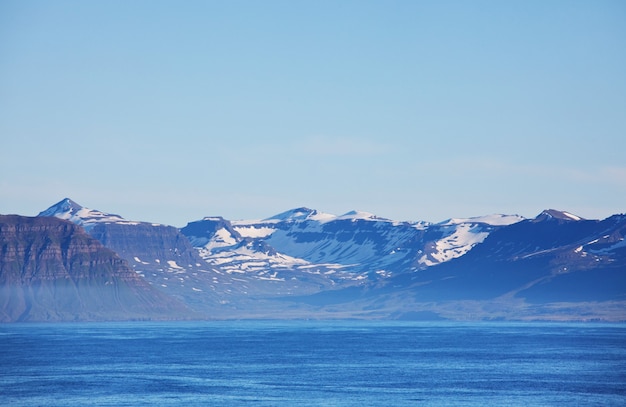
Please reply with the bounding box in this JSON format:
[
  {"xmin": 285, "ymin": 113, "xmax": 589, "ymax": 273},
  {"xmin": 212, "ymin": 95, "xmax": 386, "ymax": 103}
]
[
  {"xmin": 0, "ymin": 215, "xmax": 189, "ymax": 322},
  {"xmin": 89, "ymin": 222, "xmax": 205, "ymax": 270}
]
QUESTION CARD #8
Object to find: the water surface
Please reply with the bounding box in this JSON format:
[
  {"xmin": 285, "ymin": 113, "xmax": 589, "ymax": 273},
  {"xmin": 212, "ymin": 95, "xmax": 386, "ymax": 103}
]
[{"xmin": 1, "ymin": 321, "xmax": 625, "ymax": 406}]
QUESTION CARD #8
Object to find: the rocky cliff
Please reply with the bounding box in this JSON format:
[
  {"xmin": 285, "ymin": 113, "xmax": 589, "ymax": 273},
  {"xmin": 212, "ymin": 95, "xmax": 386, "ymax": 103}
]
[
  {"xmin": 89, "ymin": 222, "xmax": 206, "ymax": 272},
  {"xmin": 0, "ymin": 215, "xmax": 190, "ymax": 322}
]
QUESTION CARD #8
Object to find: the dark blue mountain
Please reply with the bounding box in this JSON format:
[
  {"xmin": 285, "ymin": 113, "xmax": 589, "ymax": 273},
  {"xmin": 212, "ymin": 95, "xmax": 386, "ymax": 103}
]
[{"xmin": 290, "ymin": 210, "xmax": 626, "ymax": 321}]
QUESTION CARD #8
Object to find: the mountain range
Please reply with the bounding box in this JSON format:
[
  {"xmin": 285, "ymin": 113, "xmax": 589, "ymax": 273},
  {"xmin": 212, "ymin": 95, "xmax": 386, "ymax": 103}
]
[{"xmin": 0, "ymin": 198, "xmax": 624, "ymax": 322}]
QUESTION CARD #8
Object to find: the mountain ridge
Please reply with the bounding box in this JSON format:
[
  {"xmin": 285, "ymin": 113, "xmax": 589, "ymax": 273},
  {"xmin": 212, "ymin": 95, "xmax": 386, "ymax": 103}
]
[{"xmin": 0, "ymin": 198, "xmax": 622, "ymax": 322}]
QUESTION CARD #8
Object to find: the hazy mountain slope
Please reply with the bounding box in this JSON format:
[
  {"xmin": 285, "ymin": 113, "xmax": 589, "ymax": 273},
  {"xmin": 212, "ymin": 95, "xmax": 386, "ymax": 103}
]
[
  {"xmin": 0, "ymin": 215, "xmax": 190, "ymax": 322},
  {"xmin": 37, "ymin": 199, "xmax": 263, "ymax": 315}
]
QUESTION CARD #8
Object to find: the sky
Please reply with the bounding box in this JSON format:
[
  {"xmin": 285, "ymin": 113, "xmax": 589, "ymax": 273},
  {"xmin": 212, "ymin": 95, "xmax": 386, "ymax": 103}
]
[{"xmin": 1, "ymin": 0, "xmax": 625, "ymax": 226}]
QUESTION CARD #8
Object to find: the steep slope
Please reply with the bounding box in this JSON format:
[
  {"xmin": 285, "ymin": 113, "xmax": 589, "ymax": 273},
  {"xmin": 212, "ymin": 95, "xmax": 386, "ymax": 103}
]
[{"xmin": 0, "ymin": 215, "xmax": 190, "ymax": 322}]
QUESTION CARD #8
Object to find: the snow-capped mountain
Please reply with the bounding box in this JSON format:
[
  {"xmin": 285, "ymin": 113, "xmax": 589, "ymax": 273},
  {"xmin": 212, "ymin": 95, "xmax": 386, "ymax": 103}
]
[
  {"xmin": 29, "ymin": 198, "xmax": 625, "ymax": 321},
  {"xmin": 181, "ymin": 210, "xmax": 372, "ymax": 294},
  {"xmin": 310, "ymin": 209, "xmax": 626, "ymax": 321},
  {"xmin": 39, "ymin": 199, "xmax": 529, "ymax": 309},
  {"xmin": 181, "ymin": 207, "xmax": 524, "ymax": 283},
  {"xmin": 532, "ymin": 209, "xmax": 584, "ymax": 222},
  {"xmin": 37, "ymin": 198, "xmax": 130, "ymax": 231}
]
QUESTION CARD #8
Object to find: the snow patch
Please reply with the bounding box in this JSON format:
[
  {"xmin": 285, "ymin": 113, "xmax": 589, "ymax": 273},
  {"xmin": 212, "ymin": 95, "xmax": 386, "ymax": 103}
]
[
  {"xmin": 590, "ymin": 238, "xmax": 626, "ymax": 253},
  {"xmin": 167, "ymin": 260, "xmax": 184, "ymax": 270},
  {"xmin": 440, "ymin": 214, "xmax": 524, "ymax": 226},
  {"xmin": 233, "ymin": 226, "xmax": 276, "ymax": 238},
  {"xmin": 133, "ymin": 256, "xmax": 150, "ymax": 265},
  {"xmin": 418, "ymin": 224, "xmax": 489, "ymax": 266},
  {"xmin": 562, "ymin": 211, "xmax": 582, "ymax": 221}
]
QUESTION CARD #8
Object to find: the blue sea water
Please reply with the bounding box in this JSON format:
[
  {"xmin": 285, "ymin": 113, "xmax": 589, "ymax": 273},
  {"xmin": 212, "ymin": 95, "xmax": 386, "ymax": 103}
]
[{"xmin": 1, "ymin": 321, "xmax": 625, "ymax": 406}]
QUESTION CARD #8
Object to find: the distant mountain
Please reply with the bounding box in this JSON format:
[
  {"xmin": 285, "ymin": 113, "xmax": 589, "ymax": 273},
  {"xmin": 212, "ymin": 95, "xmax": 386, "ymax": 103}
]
[
  {"xmin": 37, "ymin": 198, "xmax": 258, "ymax": 315},
  {"xmin": 0, "ymin": 215, "xmax": 190, "ymax": 322},
  {"xmin": 39, "ymin": 199, "xmax": 207, "ymax": 273},
  {"xmin": 1, "ymin": 198, "xmax": 620, "ymax": 322},
  {"xmin": 38, "ymin": 198, "xmax": 130, "ymax": 231},
  {"xmin": 298, "ymin": 210, "xmax": 626, "ymax": 321},
  {"xmin": 181, "ymin": 208, "xmax": 523, "ymax": 286}
]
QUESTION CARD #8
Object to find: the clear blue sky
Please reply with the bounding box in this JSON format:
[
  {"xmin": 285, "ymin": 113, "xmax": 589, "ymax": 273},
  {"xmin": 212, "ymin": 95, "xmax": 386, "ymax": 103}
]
[{"xmin": 1, "ymin": 0, "xmax": 625, "ymax": 226}]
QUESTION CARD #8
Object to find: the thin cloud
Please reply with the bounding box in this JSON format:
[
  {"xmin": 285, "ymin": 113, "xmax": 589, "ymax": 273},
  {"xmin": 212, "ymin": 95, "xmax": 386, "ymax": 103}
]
[
  {"xmin": 295, "ymin": 135, "xmax": 394, "ymax": 156},
  {"xmin": 601, "ymin": 166, "xmax": 626, "ymax": 186},
  {"xmin": 414, "ymin": 157, "xmax": 626, "ymax": 186}
]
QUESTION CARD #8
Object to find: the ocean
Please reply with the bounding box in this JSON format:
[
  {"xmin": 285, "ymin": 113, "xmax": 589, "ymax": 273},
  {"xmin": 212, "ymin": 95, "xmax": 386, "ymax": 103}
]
[{"xmin": 1, "ymin": 321, "xmax": 625, "ymax": 406}]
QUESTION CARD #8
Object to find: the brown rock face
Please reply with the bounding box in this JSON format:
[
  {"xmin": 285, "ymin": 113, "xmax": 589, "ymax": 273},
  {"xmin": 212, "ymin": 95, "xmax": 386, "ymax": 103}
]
[{"xmin": 0, "ymin": 215, "xmax": 190, "ymax": 322}]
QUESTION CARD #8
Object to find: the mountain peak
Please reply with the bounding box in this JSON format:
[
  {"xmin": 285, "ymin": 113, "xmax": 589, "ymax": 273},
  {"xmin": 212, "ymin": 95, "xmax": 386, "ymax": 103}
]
[
  {"xmin": 265, "ymin": 207, "xmax": 316, "ymax": 221},
  {"xmin": 266, "ymin": 207, "xmax": 314, "ymax": 220},
  {"xmin": 38, "ymin": 198, "xmax": 84, "ymax": 217},
  {"xmin": 265, "ymin": 207, "xmax": 335, "ymax": 222},
  {"xmin": 38, "ymin": 198, "xmax": 126, "ymax": 230},
  {"xmin": 534, "ymin": 209, "xmax": 584, "ymax": 222}
]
